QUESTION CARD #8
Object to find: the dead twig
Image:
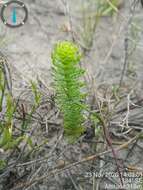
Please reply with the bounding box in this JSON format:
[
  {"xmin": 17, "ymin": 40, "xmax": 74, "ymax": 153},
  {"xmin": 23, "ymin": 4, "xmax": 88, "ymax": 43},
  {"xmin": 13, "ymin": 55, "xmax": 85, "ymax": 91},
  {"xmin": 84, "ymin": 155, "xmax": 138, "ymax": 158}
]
[{"xmin": 10, "ymin": 134, "xmax": 139, "ymax": 190}]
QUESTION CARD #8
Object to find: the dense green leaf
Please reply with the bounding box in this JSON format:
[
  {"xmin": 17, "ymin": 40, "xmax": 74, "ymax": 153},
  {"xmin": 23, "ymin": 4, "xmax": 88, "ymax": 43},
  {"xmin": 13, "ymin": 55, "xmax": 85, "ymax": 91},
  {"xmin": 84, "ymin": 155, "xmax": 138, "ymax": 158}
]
[{"xmin": 52, "ymin": 41, "xmax": 86, "ymax": 142}]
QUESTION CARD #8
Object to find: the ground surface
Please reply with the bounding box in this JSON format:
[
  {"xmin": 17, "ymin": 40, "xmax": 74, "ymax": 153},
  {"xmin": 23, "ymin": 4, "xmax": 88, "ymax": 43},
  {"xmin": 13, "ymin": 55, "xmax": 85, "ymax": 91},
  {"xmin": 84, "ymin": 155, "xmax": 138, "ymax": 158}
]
[{"xmin": 1, "ymin": 0, "xmax": 143, "ymax": 190}]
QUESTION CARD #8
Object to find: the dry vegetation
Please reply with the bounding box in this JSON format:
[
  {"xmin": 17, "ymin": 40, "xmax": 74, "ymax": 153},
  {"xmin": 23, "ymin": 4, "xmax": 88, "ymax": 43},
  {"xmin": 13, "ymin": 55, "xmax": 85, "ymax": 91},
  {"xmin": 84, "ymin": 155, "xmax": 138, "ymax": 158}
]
[{"xmin": 1, "ymin": 0, "xmax": 143, "ymax": 190}]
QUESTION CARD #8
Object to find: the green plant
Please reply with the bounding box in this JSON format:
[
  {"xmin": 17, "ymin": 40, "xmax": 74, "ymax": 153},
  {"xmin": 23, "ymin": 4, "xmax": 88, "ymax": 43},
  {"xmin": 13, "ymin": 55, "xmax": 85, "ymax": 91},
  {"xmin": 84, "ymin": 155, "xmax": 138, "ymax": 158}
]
[
  {"xmin": 0, "ymin": 159, "xmax": 6, "ymax": 171},
  {"xmin": 97, "ymin": 0, "xmax": 120, "ymax": 16},
  {"xmin": 51, "ymin": 41, "xmax": 86, "ymax": 141},
  {"xmin": 79, "ymin": 0, "xmax": 98, "ymax": 52},
  {"xmin": 140, "ymin": 177, "xmax": 143, "ymax": 190},
  {"xmin": 0, "ymin": 62, "xmax": 23, "ymax": 150},
  {"xmin": 21, "ymin": 81, "xmax": 42, "ymax": 131},
  {"xmin": 78, "ymin": 0, "xmax": 119, "ymax": 53}
]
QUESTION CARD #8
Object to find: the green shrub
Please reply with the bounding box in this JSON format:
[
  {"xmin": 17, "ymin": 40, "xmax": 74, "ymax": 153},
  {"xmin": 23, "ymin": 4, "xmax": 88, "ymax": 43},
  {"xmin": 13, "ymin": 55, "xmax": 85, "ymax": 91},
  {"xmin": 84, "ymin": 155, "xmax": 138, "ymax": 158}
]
[{"xmin": 51, "ymin": 41, "xmax": 86, "ymax": 141}]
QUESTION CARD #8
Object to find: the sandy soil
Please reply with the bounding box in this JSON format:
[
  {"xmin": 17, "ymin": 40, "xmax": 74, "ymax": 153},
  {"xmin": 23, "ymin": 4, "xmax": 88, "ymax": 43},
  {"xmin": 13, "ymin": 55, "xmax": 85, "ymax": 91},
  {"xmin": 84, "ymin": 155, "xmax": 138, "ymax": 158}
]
[
  {"xmin": 0, "ymin": 0, "xmax": 142, "ymax": 91},
  {"xmin": 1, "ymin": 1, "xmax": 143, "ymax": 190}
]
